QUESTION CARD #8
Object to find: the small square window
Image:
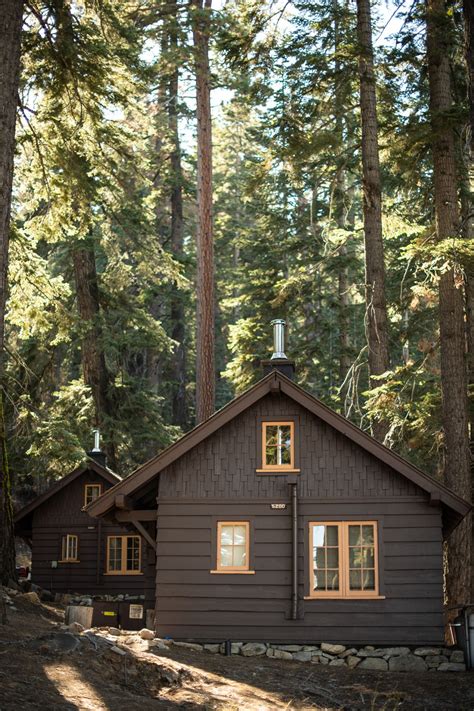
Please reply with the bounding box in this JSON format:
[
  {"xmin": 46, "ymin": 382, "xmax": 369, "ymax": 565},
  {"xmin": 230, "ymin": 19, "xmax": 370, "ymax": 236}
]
[
  {"xmin": 216, "ymin": 522, "xmax": 250, "ymax": 572},
  {"xmin": 261, "ymin": 421, "xmax": 295, "ymax": 470},
  {"xmin": 84, "ymin": 484, "xmax": 102, "ymax": 506}
]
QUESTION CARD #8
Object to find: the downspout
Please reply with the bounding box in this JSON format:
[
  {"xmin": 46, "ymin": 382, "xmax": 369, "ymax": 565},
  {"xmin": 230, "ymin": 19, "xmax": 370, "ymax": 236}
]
[{"xmin": 289, "ymin": 479, "xmax": 298, "ymax": 620}]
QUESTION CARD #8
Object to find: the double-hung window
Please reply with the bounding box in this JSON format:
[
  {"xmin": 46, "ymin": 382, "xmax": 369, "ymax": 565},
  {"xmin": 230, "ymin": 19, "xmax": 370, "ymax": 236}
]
[
  {"xmin": 84, "ymin": 483, "xmax": 102, "ymax": 506},
  {"xmin": 212, "ymin": 522, "xmax": 254, "ymax": 574},
  {"xmin": 308, "ymin": 521, "xmax": 380, "ymax": 598},
  {"xmin": 260, "ymin": 421, "xmax": 295, "ymax": 471},
  {"xmin": 60, "ymin": 534, "xmax": 79, "ymax": 562}
]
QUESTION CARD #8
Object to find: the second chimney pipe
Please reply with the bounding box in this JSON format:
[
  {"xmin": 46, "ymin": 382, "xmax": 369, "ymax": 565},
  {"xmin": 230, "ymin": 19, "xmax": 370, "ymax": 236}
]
[{"xmin": 271, "ymin": 319, "xmax": 286, "ymax": 360}]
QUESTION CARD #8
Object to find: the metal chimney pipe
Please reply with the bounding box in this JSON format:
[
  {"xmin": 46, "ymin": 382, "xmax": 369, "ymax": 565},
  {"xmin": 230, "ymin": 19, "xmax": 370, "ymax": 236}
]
[
  {"xmin": 271, "ymin": 319, "xmax": 286, "ymax": 360},
  {"xmin": 92, "ymin": 429, "xmax": 101, "ymax": 452}
]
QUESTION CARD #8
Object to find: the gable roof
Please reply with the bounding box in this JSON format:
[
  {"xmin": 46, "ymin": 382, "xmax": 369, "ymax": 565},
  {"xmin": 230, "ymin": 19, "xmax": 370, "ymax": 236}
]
[
  {"xmin": 14, "ymin": 458, "xmax": 121, "ymax": 529},
  {"xmin": 86, "ymin": 370, "xmax": 470, "ymax": 533}
]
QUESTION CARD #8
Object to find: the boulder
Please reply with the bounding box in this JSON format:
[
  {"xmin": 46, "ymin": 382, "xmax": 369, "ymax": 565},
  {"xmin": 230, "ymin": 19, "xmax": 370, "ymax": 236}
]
[
  {"xmin": 388, "ymin": 654, "xmax": 427, "ymax": 672},
  {"xmin": 293, "ymin": 651, "xmax": 312, "ymax": 662},
  {"xmin": 340, "ymin": 648, "xmax": 357, "ymax": 658},
  {"xmin": 450, "ymin": 651, "xmax": 465, "ymax": 664},
  {"xmin": 359, "ymin": 657, "xmax": 388, "ymax": 671},
  {"xmin": 346, "ymin": 655, "xmax": 361, "ymax": 669},
  {"xmin": 380, "ymin": 647, "xmax": 410, "ymax": 658},
  {"xmin": 138, "ymin": 628, "xmax": 154, "ymax": 640},
  {"xmin": 108, "ymin": 628, "xmax": 122, "ymax": 637},
  {"xmin": 329, "ymin": 658, "xmax": 346, "ymax": 667},
  {"xmin": 19, "ymin": 591, "xmax": 40, "ymax": 604},
  {"xmin": 172, "ymin": 641, "xmax": 203, "ymax": 651},
  {"xmin": 68, "ymin": 622, "xmax": 84, "ymax": 635},
  {"xmin": 231, "ymin": 642, "xmax": 243, "ymax": 654},
  {"xmin": 358, "ymin": 648, "xmax": 386, "ymax": 658},
  {"xmin": 414, "ymin": 647, "xmax": 440, "ymax": 657},
  {"xmin": 241, "ymin": 642, "xmax": 267, "ymax": 657},
  {"xmin": 320, "ymin": 643, "xmax": 346, "ymax": 655},
  {"xmin": 147, "ymin": 639, "xmax": 168, "ymax": 650},
  {"xmin": 266, "ymin": 648, "xmax": 274, "ymax": 657},
  {"xmin": 204, "ymin": 644, "xmax": 220, "ymax": 654},
  {"xmin": 274, "ymin": 649, "xmax": 293, "ymax": 660},
  {"xmin": 318, "ymin": 656, "xmax": 329, "ymax": 665},
  {"xmin": 275, "ymin": 645, "xmax": 302, "ymax": 652},
  {"xmin": 426, "ymin": 655, "xmax": 447, "ymax": 669},
  {"xmin": 302, "ymin": 646, "xmax": 318, "ymax": 652},
  {"xmin": 438, "ymin": 662, "xmax": 466, "ymax": 672}
]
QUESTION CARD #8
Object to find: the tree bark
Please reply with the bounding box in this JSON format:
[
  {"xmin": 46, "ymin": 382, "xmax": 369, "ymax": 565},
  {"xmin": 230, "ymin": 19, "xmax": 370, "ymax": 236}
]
[
  {"xmin": 356, "ymin": 0, "xmax": 390, "ymax": 442},
  {"xmin": 72, "ymin": 240, "xmax": 117, "ymax": 469},
  {"xmin": 0, "ymin": 0, "xmax": 23, "ymax": 586},
  {"xmin": 168, "ymin": 0, "xmax": 187, "ymax": 429},
  {"xmin": 426, "ymin": 0, "xmax": 471, "ymax": 608},
  {"xmin": 192, "ymin": 0, "xmax": 215, "ymax": 424}
]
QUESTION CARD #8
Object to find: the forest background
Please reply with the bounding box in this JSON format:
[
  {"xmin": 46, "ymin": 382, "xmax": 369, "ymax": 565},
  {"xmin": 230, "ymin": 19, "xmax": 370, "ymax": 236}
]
[{"xmin": 0, "ymin": 0, "xmax": 472, "ymax": 604}]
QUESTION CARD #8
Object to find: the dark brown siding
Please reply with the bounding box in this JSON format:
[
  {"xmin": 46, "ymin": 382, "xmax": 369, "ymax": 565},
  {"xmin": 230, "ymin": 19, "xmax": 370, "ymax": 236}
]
[
  {"xmin": 154, "ymin": 394, "xmax": 444, "ymax": 645},
  {"xmin": 31, "ymin": 470, "xmax": 155, "ymax": 599}
]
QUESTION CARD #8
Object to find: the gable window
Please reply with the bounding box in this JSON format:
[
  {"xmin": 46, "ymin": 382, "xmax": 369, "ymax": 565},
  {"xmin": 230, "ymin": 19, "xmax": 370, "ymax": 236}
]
[
  {"xmin": 308, "ymin": 522, "xmax": 380, "ymax": 598},
  {"xmin": 212, "ymin": 522, "xmax": 254, "ymax": 573},
  {"xmin": 84, "ymin": 483, "xmax": 102, "ymax": 506},
  {"xmin": 106, "ymin": 535, "xmax": 141, "ymax": 575},
  {"xmin": 261, "ymin": 421, "xmax": 294, "ymax": 470},
  {"xmin": 60, "ymin": 534, "xmax": 79, "ymax": 562}
]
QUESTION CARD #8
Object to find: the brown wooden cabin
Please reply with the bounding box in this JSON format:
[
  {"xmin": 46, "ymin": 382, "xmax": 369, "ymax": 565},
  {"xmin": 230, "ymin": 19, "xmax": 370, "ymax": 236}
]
[
  {"xmin": 14, "ymin": 456, "xmax": 155, "ymax": 608},
  {"xmin": 87, "ymin": 359, "xmax": 470, "ymax": 647}
]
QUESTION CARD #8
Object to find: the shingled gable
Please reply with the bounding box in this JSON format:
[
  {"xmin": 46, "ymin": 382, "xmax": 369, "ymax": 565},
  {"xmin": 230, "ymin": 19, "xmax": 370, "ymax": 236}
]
[
  {"xmin": 14, "ymin": 458, "xmax": 121, "ymax": 528},
  {"xmin": 86, "ymin": 370, "xmax": 470, "ymax": 532}
]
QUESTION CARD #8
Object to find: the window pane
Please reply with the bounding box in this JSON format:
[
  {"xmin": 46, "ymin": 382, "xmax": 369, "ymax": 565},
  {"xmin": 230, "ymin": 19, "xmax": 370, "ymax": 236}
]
[
  {"xmin": 280, "ymin": 426, "xmax": 291, "ymax": 448},
  {"xmin": 265, "ymin": 426, "xmax": 279, "ymax": 446},
  {"xmin": 362, "ymin": 525, "xmax": 374, "ymax": 545},
  {"xmin": 313, "ymin": 570, "xmax": 326, "ymax": 590},
  {"xmin": 363, "ymin": 569, "xmax": 375, "ymax": 590},
  {"xmin": 325, "ymin": 526, "xmax": 338, "ymax": 546},
  {"xmin": 233, "ymin": 526, "xmax": 247, "ymax": 545},
  {"xmin": 349, "ymin": 525, "xmax": 361, "ymax": 546},
  {"xmin": 233, "ymin": 545, "xmax": 246, "ymax": 567},
  {"xmin": 363, "ymin": 547, "xmax": 375, "ymax": 568},
  {"xmin": 220, "ymin": 545, "xmax": 233, "ymax": 566},
  {"xmin": 127, "ymin": 537, "xmax": 140, "ymax": 571},
  {"xmin": 327, "ymin": 571, "xmax": 339, "ymax": 590},
  {"xmin": 266, "ymin": 446, "xmax": 277, "ymax": 465},
  {"xmin": 312, "ymin": 525, "xmax": 326, "ymax": 547},
  {"xmin": 281, "ymin": 446, "xmax": 291, "ymax": 464},
  {"xmin": 326, "ymin": 548, "xmax": 339, "ymax": 568},
  {"xmin": 109, "ymin": 538, "xmax": 122, "ymax": 571},
  {"xmin": 349, "ymin": 569, "xmax": 362, "ymax": 590},
  {"xmin": 314, "ymin": 547, "xmax": 326, "ymax": 569},
  {"xmin": 349, "ymin": 547, "xmax": 363, "ymax": 568},
  {"xmin": 220, "ymin": 526, "xmax": 233, "ymax": 545}
]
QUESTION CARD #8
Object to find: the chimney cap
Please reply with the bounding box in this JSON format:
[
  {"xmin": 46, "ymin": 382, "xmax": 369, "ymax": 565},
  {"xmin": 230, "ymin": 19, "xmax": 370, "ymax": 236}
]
[{"xmin": 271, "ymin": 318, "xmax": 287, "ymax": 360}]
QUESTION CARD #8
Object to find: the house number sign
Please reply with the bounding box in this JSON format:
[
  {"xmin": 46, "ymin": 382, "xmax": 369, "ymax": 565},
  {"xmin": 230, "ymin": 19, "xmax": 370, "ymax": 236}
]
[{"xmin": 270, "ymin": 504, "xmax": 286, "ymax": 510}]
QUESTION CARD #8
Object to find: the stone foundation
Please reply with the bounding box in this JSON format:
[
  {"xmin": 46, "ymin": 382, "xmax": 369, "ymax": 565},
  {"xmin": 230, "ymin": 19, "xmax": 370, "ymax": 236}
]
[{"xmin": 170, "ymin": 640, "xmax": 467, "ymax": 672}]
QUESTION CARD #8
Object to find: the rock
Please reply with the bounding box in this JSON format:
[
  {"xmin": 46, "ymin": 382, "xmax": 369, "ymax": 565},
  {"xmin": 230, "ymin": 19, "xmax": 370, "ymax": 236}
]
[
  {"xmin": 329, "ymin": 658, "xmax": 346, "ymax": 667},
  {"xmin": 302, "ymin": 646, "xmax": 318, "ymax": 652},
  {"xmin": 275, "ymin": 645, "xmax": 302, "ymax": 652},
  {"xmin": 380, "ymin": 647, "xmax": 410, "ymax": 658},
  {"xmin": 438, "ymin": 662, "xmax": 466, "ymax": 672},
  {"xmin": 359, "ymin": 657, "xmax": 388, "ymax": 671},
  {"xmin": 450, "ymin": 651, "xmax": 464, "ymax": 664},
  {"xmin": 31, "ymin": 633, "xmax": 80, "ymax": 655},
  {"xmin": 110, "ymin": 645, "xmax": 126, "ymax": 656},
  {"xmin": 389, "ymin": 655, "xmax": 427, "ymax": 672},
  {"xmin": 346, "ymin": 655, "xmax": 361, "ymax": 669},
  {"xmin": 273, "ymin": 649, "xmax": 293, "ymax": 660},
  {"xmin": 108, "ymin": 628, "xmax": 122, "ymax": 637},
  {"xmin": 19, "ymin": 591, "xmax": 40, "ymax": 604},
  {"xmin": 138, "ymin": 628, "xmax": 154, "ymax": 640},
  {"xmin": 311, "ymin": 656, "xmax": 320, "ymax": 664},
  {"xmin": 231, "ymin": 642, "xmax": 243, "ymax": 654},
  {"xmin": 414, "ymin": 647, "xmax": 440, "ymax": 657},
  {"xmin": 358, "ymin": 648, "xmax": 386, "ymax": 658},
  {"xmin": 426, "ymin": 655, "xmax": 447, "ymax": 668},
  {"xmin": 241, "ymin": 642, "xmax": 267, "ymax": 657},
  {"xmin": 320, "ymin": 643, "xmax": 346, "ymax": 655},
  {"xmin": 318, "ymin": 656, "xmax": 329, "ymax": 665},
  {"xmin": 172, "ymin": 641, "xmax": 203, "ymax": 651},
  {"xmin": 147, "ymin": 639, "xmax": 168, "ymax": 650},
  {"xmin": 293, "ymin": 651, "xmax": 312, "ymax": 662},
  {"xmin": 39, "ymin": 589, "xmax": 54, "ymax": 602},
  {"xmin": 365, "ymin": 646, "xmax": 375, "ymax": 651},
  {"xmin": 68, "ymin": 622, "xmax": 84, "ymax": 635},
  {"xmin": 204, "ymin": 644, "xmax": 220, "ymax": 654},
  {"xmin": 266, "ymin": 648, "xmax": 275, "ymax": 657},
  {"xmin": 340, "ymin": 648, "xmax": 357, "ymax": 658}
]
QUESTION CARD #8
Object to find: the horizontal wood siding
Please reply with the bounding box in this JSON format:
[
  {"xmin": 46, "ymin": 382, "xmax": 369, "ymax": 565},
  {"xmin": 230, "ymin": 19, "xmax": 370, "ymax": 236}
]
[{"xmin": 154, "ymin": 500, "xmax": 444, "ymax": 645}]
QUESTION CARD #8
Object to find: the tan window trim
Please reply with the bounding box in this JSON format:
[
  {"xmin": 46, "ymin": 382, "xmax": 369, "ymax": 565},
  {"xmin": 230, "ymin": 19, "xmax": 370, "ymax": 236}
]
[
  {"xmin": 260, "ymin": 421, "xmax": 295, "ymax": 471},
  {"xmin": 255, "ymin": 468, "xmax": 300, "ymax": 474},
  {"xmin": 84, "ymin": 483, "xmax": 103, "ymax": 507},
  {"xmin": 60, "ymin": 534, "xmax": 79, "ymax": 563},
  {"xmin": 308, "ymin": 521, "xmax": 380, "ymax": 599},
  {"xmin": 214, "ymin": 521, "xmax": 250, "ymax": 573},
  {"xmin": 106, "ymin": 535, "xmax": 142, "ymax": 575}
]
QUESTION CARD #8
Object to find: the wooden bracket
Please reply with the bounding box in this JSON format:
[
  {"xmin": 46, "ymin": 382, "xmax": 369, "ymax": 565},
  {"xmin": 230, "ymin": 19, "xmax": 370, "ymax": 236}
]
[
  {"xmin": 131, "ymin": 520, "xmax": 156, "ymax": 552},
  {"xmin": 115, "ymin": 494, "xmax": 133, "ymax": 511}
]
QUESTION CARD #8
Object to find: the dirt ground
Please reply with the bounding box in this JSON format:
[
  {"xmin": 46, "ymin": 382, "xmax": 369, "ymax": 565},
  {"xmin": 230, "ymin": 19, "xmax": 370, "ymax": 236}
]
[{"xmin": 0, "ymin": 596, "xmax": 473, "ymax": 711}]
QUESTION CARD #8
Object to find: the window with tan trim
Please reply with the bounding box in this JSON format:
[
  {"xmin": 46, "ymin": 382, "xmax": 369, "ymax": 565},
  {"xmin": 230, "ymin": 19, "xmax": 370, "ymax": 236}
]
[
  {"xmin": 260, "ymin": 421, "xmax": 295, "ymax": 470},
  {"xmin": 215, "ymin": 522, "xmax": 250, "ymax": 572},
  {"xmin": 84, "ymin": 483, "xmax": 102, "ymax": 506},
  {"xmin": 106, "ymin": 535, "xmax": 142, "ymax": 575},
  {"xmin": 308, "ymin": 522, "xmax": 380, "ymax": 598},
  {"xmin": 60, "ymin": 534, "xmax": 79, "ymax": 562}
]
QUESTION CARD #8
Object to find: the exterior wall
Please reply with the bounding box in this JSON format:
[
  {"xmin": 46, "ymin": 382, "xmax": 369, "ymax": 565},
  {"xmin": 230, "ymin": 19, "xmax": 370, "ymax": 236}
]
[
  {"xmin": 154, "ymin": 393, "xmax": 444, "ymax": 645},
  {"xmin": 31, "ymin": 469, "xmax": 155, "ymax": 600}
]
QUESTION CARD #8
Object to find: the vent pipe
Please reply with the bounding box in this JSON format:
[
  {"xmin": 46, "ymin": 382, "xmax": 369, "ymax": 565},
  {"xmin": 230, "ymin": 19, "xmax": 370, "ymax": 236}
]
[
  {"xmin": 92, "ymin": 429, "xmax": 101, "ymax": 452},
  {"xmin": 271, "ymin": 319, "xmax": 286, "ymax": 360},
  {"xmin": 88, "ymin": 429, "xmax": 107, "ymax": 468}
]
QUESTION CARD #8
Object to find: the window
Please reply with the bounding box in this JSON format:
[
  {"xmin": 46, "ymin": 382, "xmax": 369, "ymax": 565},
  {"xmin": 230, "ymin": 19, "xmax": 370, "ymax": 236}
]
[
  {"xmin": 60, "ymin": 534, "xmax": 79, "ymax": 562},
  {"xmin": 214, "ymin": 522, "xmax": 252, "ymax": 573},
  {"xmin": 84, "ymin": 483, "xmax": 102, "ymax": 506},
  {"xmin": 308, "ymin": 522, "xmax": 379, "ymax": 598},
  {"xmin": 106, "ymin": 535, "xmax": 141, "ymax": 575},
  {"xmin": 260, "ymin": 421, "xmax": 295, "ymax": 470}
]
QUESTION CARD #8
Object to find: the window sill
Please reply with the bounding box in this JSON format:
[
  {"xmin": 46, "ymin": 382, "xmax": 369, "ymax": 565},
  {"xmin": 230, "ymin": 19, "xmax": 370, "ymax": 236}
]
[
  {"xmin": 255, "ymin": 468, "xmax": 300, "ymax": 474},
  {"xmin": 210, "ymin": 570, "xmax": 256, "ymax": 575},
  {"xmin": 103, "ymin": 572, "xmax": 143, "ymax": 576},
  {"xmin": 58, "ymin": 560, "xmax": 80, "ymax": 564},
  {"xmin": 304, "ymin": 595, "xmax": 385, "ymax": 600}
]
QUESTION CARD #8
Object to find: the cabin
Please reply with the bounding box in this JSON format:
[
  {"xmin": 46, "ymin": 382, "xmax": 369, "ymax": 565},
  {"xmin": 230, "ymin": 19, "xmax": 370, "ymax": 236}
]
[
  {"xmin": 86, "ymin": 324, "xmax": 470, "ymax": 646},
  {"xmin": 14, "ymin": 451, "xmax": 156, "ymax": 615}
]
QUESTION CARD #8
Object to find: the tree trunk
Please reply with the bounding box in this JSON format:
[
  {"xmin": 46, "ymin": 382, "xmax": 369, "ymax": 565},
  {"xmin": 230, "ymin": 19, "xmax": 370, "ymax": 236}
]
[
  {"xmin": 427, "ymin": 0, "xmax": 471, "ymax": 608},
  {"xmin": 72, "ymin": 240, "xmax": 117, "ymax": 469},
  {"xmin": 192, "ymin": 0, "xmax": 215, "ymax": 424},
  {"xmin": 168, "ymin": 0, "xmax": 187, "ymax": 429},
  {"xmin": 356, "ymin": 0, "xmax": 390, "ymax": 442},
  {"xmin": 0, "ymin": 0, "xmax": 23, "ymax": 586}
]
